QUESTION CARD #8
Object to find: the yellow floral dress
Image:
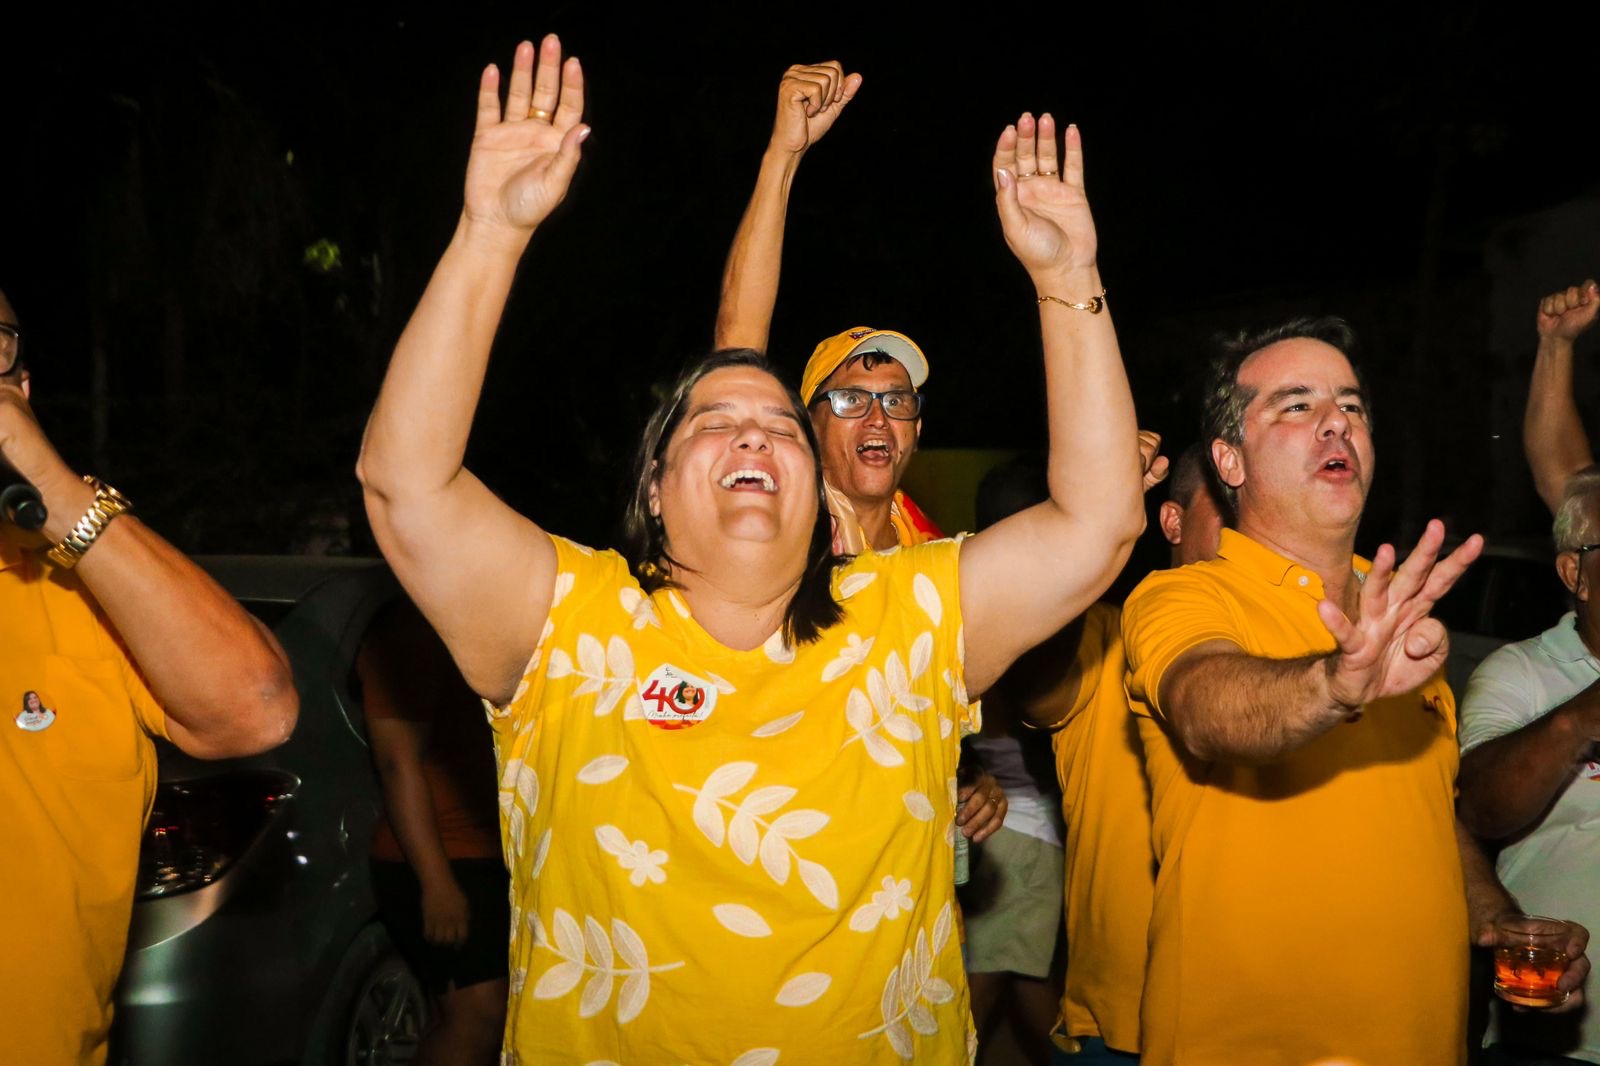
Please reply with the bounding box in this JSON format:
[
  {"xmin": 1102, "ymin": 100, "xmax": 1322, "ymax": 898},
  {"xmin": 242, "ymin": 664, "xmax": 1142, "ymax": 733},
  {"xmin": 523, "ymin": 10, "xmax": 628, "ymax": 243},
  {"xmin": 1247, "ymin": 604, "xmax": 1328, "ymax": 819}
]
[{"xmin": 489, "ymin": 535, "xmax": 978, "ymax": 1065}]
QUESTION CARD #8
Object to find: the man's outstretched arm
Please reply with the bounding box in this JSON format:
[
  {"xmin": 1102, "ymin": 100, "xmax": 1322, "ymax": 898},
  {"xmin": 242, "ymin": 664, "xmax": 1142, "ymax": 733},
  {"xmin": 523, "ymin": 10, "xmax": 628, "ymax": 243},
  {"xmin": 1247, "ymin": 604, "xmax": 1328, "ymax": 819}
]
[
  {"xmin": 1153, "ymin": 522, "xmax": 1481, "ymax": 764},
  {"xmin": 714, "ymin": 62, "xmax": 860, "ymax": 352},
  {"xmin": 1525, "ymin": 279, "xmax": 1599, "ymax": 513}
]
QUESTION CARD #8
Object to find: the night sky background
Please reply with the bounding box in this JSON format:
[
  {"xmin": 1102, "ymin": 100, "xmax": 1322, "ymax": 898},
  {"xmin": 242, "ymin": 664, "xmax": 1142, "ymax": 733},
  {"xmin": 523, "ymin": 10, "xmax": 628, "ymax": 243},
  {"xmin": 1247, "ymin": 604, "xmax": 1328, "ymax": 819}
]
[{"xmin": 3, "ymin": 4, "xmax": 1597, "ymax": 578}]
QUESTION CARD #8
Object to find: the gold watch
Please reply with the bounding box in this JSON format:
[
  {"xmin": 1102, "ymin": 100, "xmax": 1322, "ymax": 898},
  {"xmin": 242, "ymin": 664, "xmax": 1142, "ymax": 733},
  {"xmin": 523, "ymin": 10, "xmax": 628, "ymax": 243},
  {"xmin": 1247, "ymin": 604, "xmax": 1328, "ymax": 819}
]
[{"xmin": 47, "ymin": 476, "xmax": 133, "ymax": 569}]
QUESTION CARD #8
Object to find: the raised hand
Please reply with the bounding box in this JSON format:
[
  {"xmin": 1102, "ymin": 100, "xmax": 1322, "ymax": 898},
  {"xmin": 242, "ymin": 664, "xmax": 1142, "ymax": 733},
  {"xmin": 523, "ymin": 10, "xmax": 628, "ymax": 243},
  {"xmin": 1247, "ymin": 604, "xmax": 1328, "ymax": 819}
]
[
  {"xmin": 464, "ymin": 35, "xmax": 590, "ymax": 238},
  {"xmin": 770, "ymin": 62, "xmax": 862, "ymax": 156},
  {"xmin": 1537, "ymin": 279, "xmax": 1600, "ymax": 343},
  {"xmin": 993, "ymin": 113, "xmax": 1097, "ymax": 284},
  {"xmin": 1317, "ymin": 520, "xmax": 1484, "ymax": 711}
]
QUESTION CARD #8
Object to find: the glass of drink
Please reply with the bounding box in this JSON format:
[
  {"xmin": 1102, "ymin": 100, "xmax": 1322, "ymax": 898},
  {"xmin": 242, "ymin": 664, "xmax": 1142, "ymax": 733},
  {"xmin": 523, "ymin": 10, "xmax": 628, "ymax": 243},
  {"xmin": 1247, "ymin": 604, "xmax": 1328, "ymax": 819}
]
[{"xmin": 1493, "ymin": 914, "xmax": 1571, "ymax": 1008}]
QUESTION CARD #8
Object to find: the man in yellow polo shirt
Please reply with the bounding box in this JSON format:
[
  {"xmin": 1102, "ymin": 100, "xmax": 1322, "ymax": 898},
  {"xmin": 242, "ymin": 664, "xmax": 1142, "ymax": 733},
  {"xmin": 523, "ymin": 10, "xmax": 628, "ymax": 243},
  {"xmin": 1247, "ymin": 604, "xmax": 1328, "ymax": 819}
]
[
  {"xmin": 0, "ymin": 287, "xmax": 299, "ymax": 1064},
  {"xmin": 1121, "ymin": 317, "xmax": 1578, "ymax": 1065}
]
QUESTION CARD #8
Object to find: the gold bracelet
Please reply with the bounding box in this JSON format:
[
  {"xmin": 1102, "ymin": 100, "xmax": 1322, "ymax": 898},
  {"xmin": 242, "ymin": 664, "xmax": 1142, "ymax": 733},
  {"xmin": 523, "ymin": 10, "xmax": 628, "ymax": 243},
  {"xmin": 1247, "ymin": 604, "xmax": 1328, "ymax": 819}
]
[
  {"xmin": 1037, "ymin": 288, "xmax": 1108, "ymax": 314},
  {"xmin": 47, "ymin": 476, "xmax": 133, "ymax": 569}
]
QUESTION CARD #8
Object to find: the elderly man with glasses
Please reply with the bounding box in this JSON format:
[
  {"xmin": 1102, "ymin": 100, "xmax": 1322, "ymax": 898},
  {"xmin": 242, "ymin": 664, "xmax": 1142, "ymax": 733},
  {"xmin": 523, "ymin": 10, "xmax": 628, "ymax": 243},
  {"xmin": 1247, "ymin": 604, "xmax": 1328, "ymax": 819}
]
[{"xmin": 1457, "ymin": 281, "xmax": 1600, "ymax": 1064}]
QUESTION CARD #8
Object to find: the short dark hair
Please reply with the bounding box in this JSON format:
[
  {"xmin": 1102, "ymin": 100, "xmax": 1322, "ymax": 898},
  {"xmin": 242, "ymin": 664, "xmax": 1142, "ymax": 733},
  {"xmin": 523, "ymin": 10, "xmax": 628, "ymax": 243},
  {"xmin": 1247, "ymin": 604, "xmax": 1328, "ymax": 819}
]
[
  {"xmin": 813, "ymin": 351, "xmax": 911, "ymax": 403},
  {"xmin": 1200, "ymin": 315, "xmax": 1369, "ymax": 505},
  {"xmin": 1166, "ymin": 442, "xmax": 1214, "ymax": 508},
  {"xmin": 621, "ymin": 349, "xmax": 845, "ymax": 645}
]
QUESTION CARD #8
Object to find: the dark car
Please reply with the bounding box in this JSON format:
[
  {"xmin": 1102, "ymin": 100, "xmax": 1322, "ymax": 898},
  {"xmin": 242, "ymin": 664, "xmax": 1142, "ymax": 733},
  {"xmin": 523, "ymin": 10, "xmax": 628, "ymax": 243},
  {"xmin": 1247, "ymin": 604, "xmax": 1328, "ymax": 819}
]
[
  {"xmin": 1437, "ymin": 537, "xmax": 1569, "ymax": 697},
  {"xmin": 111, "ymin": 557, "xmax": 427, "ymax": 1066}
]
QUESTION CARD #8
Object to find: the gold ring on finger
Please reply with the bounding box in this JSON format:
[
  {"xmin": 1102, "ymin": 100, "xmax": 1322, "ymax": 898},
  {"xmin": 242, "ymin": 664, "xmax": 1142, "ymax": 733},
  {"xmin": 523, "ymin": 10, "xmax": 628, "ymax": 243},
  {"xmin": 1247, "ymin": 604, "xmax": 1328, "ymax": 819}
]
[
  {"xmin": 1038, "ymin": 169, "xmax": 1058, "ymax": 176},
  {"xmin": 1018, "ymin": 171, "xmax": 1038, "ymax": 179},
  {"xmin": 529, "ymin": 107, "xmax": 554, "ymax": 122}
]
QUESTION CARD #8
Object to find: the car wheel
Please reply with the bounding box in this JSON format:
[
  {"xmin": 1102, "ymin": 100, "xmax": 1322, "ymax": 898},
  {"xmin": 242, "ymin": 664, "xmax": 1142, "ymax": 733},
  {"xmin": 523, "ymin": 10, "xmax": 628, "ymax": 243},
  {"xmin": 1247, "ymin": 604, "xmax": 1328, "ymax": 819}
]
[
  {"xmin": 303, "ymin": 923, "xmax": 428, "ymax": 1066},
  {"xmin": 344, "ymin": 950, "xmax": 427, "ymax": 1066}
]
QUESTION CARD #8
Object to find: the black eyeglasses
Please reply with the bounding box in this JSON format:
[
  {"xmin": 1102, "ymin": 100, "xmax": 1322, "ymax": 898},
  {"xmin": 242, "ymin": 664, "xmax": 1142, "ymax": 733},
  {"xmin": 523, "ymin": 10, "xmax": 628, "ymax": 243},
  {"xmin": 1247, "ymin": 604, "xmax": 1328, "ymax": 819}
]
[
  {"xmin": 1572, "ymin": 543, "xmax": 1600, "ymax": 558},
  {"xmin": 811, "ymin": 387, "xmax": 924, "ymax": 421},
  {"xmin": 0, "ymin": 324, "xmax": 18, "ymax": 375}
]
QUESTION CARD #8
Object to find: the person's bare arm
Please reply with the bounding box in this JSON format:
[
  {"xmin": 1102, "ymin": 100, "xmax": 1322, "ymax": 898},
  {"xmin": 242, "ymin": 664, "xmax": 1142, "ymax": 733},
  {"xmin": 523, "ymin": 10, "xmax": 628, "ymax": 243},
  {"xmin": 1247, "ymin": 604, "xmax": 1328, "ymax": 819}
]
[
  {"xmin": 358, "ymin": 36, "xmax": 589, "ymax": 704},
  {"xmin": 369, "ymin": 717, "xmax": 470, "ymax": 946},
  {"xmin": 0, "ymin": 391, "xmax": 295, "ymax": 758},
  {"xmin": 1525, "ymin": 279, "xmax": 1599, "ymax": 513},
  {"xmin": 1458, "ymin": 818, "xmax": 1592, "ymax": 1011},
  {"xmin": 1458, "ymin": 675, "xmax": 1600, "ymax": 840},
  {"xmin": 961, "ymin": 115, "xmax": 1146, "ymax": 696},
  {"xmin": 1155, "ymin": 522, "xmax": 1482, "ymax": 763},
  {"xmin": 714, "ymin": 62, "xmax": 861, "ymax": 352}
]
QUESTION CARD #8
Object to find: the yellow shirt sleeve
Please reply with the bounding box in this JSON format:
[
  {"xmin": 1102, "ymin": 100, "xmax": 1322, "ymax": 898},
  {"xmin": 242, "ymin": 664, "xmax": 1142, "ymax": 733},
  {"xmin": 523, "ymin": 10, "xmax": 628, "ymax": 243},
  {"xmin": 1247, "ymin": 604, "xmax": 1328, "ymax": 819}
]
[
  {"xmin": 492, "ymin": 534, "xmax": 632, "ymax": 737},
  {"xmin": 1121, "ymin": 567, "xmax": 1243, "ymax": 722}
]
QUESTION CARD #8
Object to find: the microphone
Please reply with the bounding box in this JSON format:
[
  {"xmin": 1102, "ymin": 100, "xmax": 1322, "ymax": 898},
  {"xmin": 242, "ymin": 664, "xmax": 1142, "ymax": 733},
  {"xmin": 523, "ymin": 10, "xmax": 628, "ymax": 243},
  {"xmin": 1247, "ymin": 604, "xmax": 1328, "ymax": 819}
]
[{"xmin": 0, "ymin": 481, "xmax": 47, "ymax": 531}]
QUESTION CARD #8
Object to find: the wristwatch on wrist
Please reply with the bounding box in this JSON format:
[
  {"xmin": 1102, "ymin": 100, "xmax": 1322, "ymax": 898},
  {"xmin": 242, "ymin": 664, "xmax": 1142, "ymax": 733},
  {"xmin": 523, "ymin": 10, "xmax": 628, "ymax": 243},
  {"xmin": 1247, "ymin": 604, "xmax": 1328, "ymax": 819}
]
[{"xmin": 47, "ymin": 476, "xmax": 133, "ymax": 569}]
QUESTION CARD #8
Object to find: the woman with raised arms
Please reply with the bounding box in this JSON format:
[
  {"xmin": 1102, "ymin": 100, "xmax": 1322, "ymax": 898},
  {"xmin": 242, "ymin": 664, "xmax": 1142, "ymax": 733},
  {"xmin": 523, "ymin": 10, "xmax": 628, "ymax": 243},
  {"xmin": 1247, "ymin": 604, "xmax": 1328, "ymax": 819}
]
[{"xmin": 357, "ymin": 34, "xmax": 1144, "ymax": 1065}]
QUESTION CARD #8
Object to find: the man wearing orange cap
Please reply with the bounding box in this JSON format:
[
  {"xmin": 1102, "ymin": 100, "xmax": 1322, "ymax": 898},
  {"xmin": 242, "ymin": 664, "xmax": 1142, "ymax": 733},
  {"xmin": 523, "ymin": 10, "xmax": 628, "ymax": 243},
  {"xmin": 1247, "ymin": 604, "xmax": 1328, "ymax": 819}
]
[{"xmin": 714, "ymin": 62, "xmax": 942, "ymax": 554}]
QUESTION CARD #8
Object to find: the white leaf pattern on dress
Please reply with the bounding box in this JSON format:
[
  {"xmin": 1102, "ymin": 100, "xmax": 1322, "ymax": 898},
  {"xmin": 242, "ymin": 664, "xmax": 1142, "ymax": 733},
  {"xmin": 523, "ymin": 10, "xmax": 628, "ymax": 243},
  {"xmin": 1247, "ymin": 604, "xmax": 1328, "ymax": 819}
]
[
  {"xmin": 551, "ymin": 571, "xmax": 575, "ymax": 608},
  {"xmin": 530, "ymin": 909, "xmax": 684, "ymax": 1025},
  {"xmin": 913, "ymin": 573, "xmax": 942, "ymax": 626},
  {"xmin": 761, "ymin": 630, "xmax": 796, "ymax": 664},
  {"xmin": 751, "ymin": 711, "xmax": 804, "ymax": 738},
  {"xmin": 507, "ymin": 806, "xmax": 526, "ymax": 861},
  {"xmin": 558, "ymin": 633, "xmax": 638, "ymax": 715},
  {"xmin": 674, "ymin": 763, "xmax": 837, "ymax": 909},
  {"xmin": 522, "ymin": 619, "xmax": 554, "ymax": 679},
  {"xmin": 857, "ymin": 902, "xmax": 957, "ymax": 1059},
  {"xmin": 712, "ymin": 903, "xmax": 773, "ymax": 938},
  {"xmin": 617, "ymin": 586, "xmax": 661, "ymax": 630},
  {"xmin": 775, "ymin": 972, "xmax": 832, "ymax": 1007},
  {"xmin": 848, "ymin": 876, "xmax": 915, "ymax": 933},
  {"xmin": 577, "ymin": 755, "xmax": 629, "ymax": 785},
  {"xmin": 731, "ymin": 1051, "xmax": 780, "ymax": 1066},
  {"xmin": 706, "ymin": 671, "xmax": 737, "ymax": 694},
  {"xmin": 837, "ymin": 571, "xmax": 877, "ymax": 599},
  {"xmin": 821, "ymin": 633, "xmax": 874, "ymax": 682},
  {"xmin": 530, "ymin": 828, "xmax": 552, "ymax": 878},
  {"xmin": 595, "ymin": 825, "xmax": 668, "ymax": 886},
  {"xmin": 902, "ymin": 791, "xmax": 935, "ymax": 821}
]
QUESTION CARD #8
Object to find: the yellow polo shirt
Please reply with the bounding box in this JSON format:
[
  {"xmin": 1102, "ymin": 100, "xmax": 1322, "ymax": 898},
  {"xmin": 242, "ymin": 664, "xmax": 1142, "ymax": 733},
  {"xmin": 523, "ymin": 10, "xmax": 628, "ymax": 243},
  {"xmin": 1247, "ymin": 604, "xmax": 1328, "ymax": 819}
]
[
  {"xmin": 491, "ymin": 535, "xmax": 979, "ymax": 1064},
  {"xmin": 0, "ymin": 531, "xmax": 167, "ymax": 1066},
  {"xmin": 1122, "ymin": 529, "xmax": 1464, "ymax": 1066},
  {"xmin": 1049, "ymin": 602, "xmax": 1152, "ymax": 1053}
]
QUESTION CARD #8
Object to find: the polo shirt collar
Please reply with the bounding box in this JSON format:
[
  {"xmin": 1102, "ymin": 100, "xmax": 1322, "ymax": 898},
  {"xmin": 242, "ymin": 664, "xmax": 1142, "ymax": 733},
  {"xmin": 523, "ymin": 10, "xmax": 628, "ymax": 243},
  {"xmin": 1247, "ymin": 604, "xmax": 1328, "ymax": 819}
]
[
  {"xmin": 1543, "ymin": 611, "xmax": 1600, "ymax": 666},
  {"xmin": 1215, "ymin": 527, "xmax": 1367, "ymax": 602}
]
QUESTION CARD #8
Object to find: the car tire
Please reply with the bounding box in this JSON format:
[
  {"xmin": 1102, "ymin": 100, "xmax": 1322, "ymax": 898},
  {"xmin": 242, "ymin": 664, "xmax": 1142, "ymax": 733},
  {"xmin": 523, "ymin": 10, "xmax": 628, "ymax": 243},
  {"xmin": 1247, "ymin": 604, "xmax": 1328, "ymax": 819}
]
[{"xmin": 302, "ymin": 922, "xmax": 428, "ymax": 1066}]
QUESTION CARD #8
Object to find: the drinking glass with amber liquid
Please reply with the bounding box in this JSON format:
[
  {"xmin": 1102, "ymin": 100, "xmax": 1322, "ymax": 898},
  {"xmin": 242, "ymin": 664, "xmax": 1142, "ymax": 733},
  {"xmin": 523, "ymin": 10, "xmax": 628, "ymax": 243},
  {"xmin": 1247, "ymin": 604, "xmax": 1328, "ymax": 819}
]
[{"xmin": 1493, "ymin": 914, "xmax": 1571, "ymax": 1008}]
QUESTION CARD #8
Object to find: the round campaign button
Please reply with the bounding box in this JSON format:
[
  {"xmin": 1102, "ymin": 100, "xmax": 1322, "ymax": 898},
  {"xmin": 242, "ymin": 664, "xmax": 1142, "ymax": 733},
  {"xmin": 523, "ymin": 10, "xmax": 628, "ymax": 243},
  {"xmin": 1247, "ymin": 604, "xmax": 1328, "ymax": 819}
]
[
  {"xmin": 638, "ymin": 664, "xmax": 717, "ymax": 731},
  {"xmin": 15, "ymin": 689, "xmax": 56, "ymax": 732}
]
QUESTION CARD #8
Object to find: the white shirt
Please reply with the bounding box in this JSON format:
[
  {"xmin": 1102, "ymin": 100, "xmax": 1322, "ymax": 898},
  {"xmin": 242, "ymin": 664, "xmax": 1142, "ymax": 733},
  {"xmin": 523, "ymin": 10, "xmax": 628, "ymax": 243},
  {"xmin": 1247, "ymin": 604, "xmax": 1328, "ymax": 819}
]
[{"xmin": 1461, "ymin": 611, "xmax": 1600, "ymax": 1062}]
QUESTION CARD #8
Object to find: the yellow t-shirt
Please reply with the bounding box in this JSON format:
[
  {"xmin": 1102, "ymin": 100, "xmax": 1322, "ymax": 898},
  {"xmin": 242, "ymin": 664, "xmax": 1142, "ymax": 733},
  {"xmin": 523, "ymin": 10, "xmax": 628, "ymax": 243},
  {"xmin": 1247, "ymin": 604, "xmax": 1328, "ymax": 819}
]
[
  {"xmin": 0, "ymin": 533, "xmax": 167, "ymax": 1066},
  {"xmin": 1122, "ymin": 529, "xmax": 1465, "ymax": 1066},
  {"xmin": 1049, "ymin": 602, "xmax": 1151, "ymax": 1053},
  {"xmin": 491, "ymin": 534, "xmax": 979, "ymax": 1064}
]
